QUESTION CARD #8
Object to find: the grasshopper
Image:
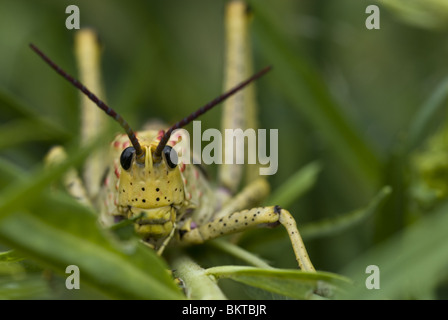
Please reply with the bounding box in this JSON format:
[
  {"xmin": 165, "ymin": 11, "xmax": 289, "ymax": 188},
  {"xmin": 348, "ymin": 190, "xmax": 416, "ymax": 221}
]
[{"xmin": 30, "ymin": 4, "xmax": 315, "ymax": 272}]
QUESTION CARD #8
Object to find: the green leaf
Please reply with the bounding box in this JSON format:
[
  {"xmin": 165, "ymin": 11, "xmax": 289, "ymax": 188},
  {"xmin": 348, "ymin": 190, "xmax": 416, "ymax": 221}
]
[
  {"xmin": 380, "ymin": 0, "xmax": 448, "ymax": 30},
  {"xmin": 238, "ymin": 186, "xmax": 392, "ymax": 253},
  {"xmin": 264, "ymin": 161, "xmax": 321, "ymax": 209},
  {"xmin": 0, "ymin": 157, "xmax": 29, "ymax": 192},
  {"xmin": 249, "ymin": 1, "xmax": 382, "ymax": 193},
  {"xmin": 0, "ymin": 276, "xmax": 52, "ymax": 300},
  {"xmin": 406, "ymin": 76, "xmax": 448, "ymax": 151},
  {"xmin": 206, "ymin": 265, "xmax": 351, "ymax": 300},
  {"xmin": 342, "ymin": 199, "xmax": 448, "ymax": 299},
  {"xmin": 0, "ymin": 135, "xmax": 103, "ymax": 220},
  {"xmin": 0, "ymin": 250, "xmax": 24, "ymax": 263},
  {"xmin": 301, "ymin": 186, "xmax": 392, "ymax": 240},
  {"xmin": 0, "ymin": 119, "xmax": 67, "ymax": 150},
  {"xmin": 208, "ymin": 239, "xmax": 273, "ymax": 269},
  {"xmin": 0, "ymin": 87, "xmax": 71, "ymax": 141},
  {"xmin": 0, "ymin": 193, "xmax": 184, "ymax": 299}
]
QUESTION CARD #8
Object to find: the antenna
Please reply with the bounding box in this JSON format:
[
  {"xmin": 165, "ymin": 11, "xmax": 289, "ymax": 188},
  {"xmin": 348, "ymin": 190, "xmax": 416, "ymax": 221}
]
[
  {"xmin": 153, "ymin": 65, "xmax": 272, "ymax": 159},
  {"xmin": 30, "ymin": 43, "xmax": 145, "ymax": 162}
]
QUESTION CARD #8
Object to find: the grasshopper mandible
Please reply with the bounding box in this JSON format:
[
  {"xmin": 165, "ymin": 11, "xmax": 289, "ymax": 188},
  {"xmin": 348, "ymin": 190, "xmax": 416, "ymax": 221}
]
[{"xmin": 30, "ymin": 7, "xmax": 315, "ymax": 272}]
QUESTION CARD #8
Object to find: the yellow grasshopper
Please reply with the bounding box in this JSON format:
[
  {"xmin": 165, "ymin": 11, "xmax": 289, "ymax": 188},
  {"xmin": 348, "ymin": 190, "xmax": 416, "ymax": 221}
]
[{"xmin": 30, "ymin": 3, "xmax": 315, "ymax": 273}]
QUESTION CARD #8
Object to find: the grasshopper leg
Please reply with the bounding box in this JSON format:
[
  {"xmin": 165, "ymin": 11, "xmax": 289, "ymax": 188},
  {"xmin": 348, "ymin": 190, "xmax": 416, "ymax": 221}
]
[
  {"xmin": 179, "ymin": 178, "xmax": 316, "ymax": 272},
  {"xmin": 180, "ymin": 205, "xmax": 315, "ymax": 272},
  {"xmin": 45, "ymin": 146, "xmax": 93, "ymax": 209}
]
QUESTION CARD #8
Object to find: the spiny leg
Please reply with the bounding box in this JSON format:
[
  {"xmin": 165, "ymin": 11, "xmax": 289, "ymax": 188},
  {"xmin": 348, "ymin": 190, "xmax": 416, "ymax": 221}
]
[
  {"xmin": 45, "ymin": 146, "xmax": 93, "ymax": 209},
  {"xmin": 181, "ymin": 178, "xmax": 315, "ymax": 272},
  {"xmin": 180, "ymin": 205, "xmax": 315, "ymax": 272},
  {"xmin": 218, "ymin": 0, "xmax": 259, "ymax": 202},
  {"xmin": 213, "ymin": 177, "xmax": 270, "ymax": 220},
  {"xmin": 75, "ymin": 29, "xmax": 108, "ymax": 199},
  {"xmin": 43, "ymin": 30, "xmax": 105, "ymax": 210}
]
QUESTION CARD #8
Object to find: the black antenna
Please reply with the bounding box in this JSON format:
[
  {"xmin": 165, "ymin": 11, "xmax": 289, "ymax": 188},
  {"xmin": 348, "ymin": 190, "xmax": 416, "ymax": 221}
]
[
  {"xmin": 30, "ymin": 43, "xmax": 145, "ymax": 162},
  {"xmin": 154, "ymin": 65, "xmax": 272, "ymax": 159}
]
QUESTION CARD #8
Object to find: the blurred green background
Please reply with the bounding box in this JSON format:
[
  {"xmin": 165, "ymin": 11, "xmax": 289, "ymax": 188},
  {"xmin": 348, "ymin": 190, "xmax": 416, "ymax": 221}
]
[{"xmin": 1, "ymin": 0, "xmax": 448, "ymax": 299}]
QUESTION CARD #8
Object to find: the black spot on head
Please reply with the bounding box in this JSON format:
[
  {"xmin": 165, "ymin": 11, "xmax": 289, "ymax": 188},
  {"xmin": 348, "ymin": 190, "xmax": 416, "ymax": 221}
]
[
  {"xmin": 156, "ymin": 188, "xmax": 160, "ymax": 192},
  {"xmin": 142, "ymin": 199, "xmax": 146, "ymax": 203},
  {"xmin": 141, "ymin": 187, "xmax": 145, "ymax": 191},
  {"xmin": 235, "ymin": 219, "xmax": 238, "ymax": 223},
  {"xmin": 156, "ymin": 197, "xmax": 160, "ymax": 201}
]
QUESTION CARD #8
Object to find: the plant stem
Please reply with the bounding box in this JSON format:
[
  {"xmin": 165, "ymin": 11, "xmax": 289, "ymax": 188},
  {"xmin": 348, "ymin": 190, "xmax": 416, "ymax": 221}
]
[
  {"xmin": 171, "ymin": 254, "xmax": 227, "ymax": 300},
  {"xmin": 209, "ymin": 239, "xmax": 273, "ymax": 269}
]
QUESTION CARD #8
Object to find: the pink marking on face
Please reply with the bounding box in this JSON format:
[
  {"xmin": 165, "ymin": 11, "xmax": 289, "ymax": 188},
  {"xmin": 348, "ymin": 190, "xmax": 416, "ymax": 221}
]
[
  {"xmin": 180, "ymin": 163, "xmax": 186, "ymax": 173},
  {"xmin": 104, "ymin": 177, "xmax": 110, "ymax": 187},
  {"xmin": 114, "ymin": 166, "xmax": 120, "ymax": 178},
  {"xmin": 194, "ymin": 170, "xmax": 199, "ymax": 179},
  {"xmin": 173, "ymin": 134, "xmax": 182, "ymax": 143},
  {"xmin": 122, "ymin": 141, "xmax": 130, "ymax": 149},
  {"xmin": 113, "ymin": 141, "xmax": 120, "ymax": 149}
]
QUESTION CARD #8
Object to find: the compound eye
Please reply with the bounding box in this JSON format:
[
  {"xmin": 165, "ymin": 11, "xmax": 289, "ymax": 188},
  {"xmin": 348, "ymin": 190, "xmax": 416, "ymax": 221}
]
[
  {"xmin": 120, "ymin": 146, "xmax": 135, "ymax": 170},
  {"xmin": 163, "ymin": 145, "xmax": 178, "ymax": 169}
]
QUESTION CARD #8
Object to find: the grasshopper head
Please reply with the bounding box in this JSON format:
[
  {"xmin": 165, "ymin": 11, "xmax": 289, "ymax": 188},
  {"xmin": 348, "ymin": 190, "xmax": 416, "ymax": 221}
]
[{"xmin": 115, "ymin": 131, "xmax": 185, "ymax": 238}]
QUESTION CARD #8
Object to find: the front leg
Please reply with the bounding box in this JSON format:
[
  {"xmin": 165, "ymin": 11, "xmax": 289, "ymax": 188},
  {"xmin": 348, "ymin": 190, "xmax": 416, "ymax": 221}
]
[
  {"xmin": 180, "ymin": 205, "xmax": 315, "ymax": 272},
  {"xmin": 179, "ymin": 178, "xmax": 316, "ymax": 272}
]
